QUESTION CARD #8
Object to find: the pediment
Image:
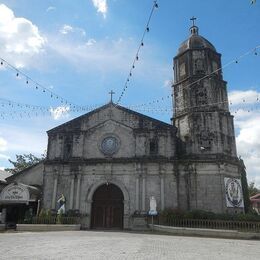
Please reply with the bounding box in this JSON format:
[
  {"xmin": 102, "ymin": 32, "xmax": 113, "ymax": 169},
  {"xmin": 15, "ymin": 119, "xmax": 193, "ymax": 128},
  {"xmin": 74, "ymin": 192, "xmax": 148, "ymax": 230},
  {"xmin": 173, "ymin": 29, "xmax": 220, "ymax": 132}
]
[
  {"xmin": 86, "ymin": 119, "xmax": 133, "ymax": 134},
  {"xmin": 47, "ymin": 103, "xmax": 175, "ymax": 135}
]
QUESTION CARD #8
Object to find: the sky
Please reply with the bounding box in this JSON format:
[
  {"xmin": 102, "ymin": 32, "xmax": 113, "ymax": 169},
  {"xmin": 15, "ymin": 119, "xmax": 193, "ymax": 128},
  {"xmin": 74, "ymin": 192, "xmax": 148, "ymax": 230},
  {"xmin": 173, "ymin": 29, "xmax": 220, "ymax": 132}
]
[{"xmin": 0, "ymin": 0, "xmax": 259, "ymax": 187}]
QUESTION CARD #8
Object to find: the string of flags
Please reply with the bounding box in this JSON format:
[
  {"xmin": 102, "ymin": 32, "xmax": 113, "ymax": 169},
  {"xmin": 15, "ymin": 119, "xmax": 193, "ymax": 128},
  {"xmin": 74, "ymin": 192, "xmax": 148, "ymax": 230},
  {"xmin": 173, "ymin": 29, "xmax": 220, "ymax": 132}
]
[
  {"xmin": 130, "ymin": 45, "xmax": 260, "ymax": 108},
  {"xmin": 0, "ymin": 57, "xmax": 85, "ymax": 110},
  {"xmin": 128, "ymin": 99, "xmax": 260, "ymax": 114},
  {"xmin": 0, "ymin": 97, "xmax": 104, "ymax": 119},
  {"xmin": 0, "ymin": 0, "xmax": 259, "ymax": 121},
  {"xmin": 0, "ymin": 0, "xmax": 159, "ymax": 113},
  {"xmin": 1, "ymin": 98, "xmax": 260, "ymax": 120},
  {"xmin": 115, "ymin": 0, "xmax": 159, "ymax": 105}
]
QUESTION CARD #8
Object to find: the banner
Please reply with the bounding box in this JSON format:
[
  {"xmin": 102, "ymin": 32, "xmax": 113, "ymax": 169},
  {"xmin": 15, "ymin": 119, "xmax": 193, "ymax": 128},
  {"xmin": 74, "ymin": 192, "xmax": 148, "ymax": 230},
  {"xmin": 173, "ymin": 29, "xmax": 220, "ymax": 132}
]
[{"xmin": 224, "ymin": 178, "xmax": 244, "ymax": 208}]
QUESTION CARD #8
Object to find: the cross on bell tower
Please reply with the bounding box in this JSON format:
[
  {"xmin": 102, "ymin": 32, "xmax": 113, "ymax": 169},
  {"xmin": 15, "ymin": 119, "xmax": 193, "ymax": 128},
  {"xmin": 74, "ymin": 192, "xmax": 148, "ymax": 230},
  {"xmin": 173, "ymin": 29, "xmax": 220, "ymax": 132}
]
[
  {"xmin": 109, "ymin": 90, "xmax": 115, "ymax": 103},
  {"xmin": 190, "ymin": 16, "xmax": 198, "ymax": 35},
  {"xmin": 190, "ymin": 16, "xmax": 197, "ymax": 26}
]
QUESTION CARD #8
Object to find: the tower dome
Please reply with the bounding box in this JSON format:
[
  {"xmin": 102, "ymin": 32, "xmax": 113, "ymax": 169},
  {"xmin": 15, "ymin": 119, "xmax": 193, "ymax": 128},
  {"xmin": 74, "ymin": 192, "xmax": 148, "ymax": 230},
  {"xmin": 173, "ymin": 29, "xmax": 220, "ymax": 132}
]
[{"xmin": 177, "ymin": 24, "xmax": 216, "ymax": 55}]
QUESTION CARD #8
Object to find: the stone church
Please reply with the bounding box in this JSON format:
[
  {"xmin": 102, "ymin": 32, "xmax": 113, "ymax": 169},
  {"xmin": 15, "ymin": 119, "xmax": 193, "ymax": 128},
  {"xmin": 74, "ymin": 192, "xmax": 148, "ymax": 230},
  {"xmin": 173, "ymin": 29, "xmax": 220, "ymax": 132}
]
[{"xmin": 0, "ymin": 23, "xmax": 245, "ymax": 229}]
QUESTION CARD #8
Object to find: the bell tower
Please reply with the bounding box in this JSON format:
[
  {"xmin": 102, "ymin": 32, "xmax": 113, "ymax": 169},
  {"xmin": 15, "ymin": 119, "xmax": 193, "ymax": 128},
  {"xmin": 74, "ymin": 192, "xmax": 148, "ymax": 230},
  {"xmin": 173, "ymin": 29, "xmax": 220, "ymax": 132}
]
[{"xmin": 173, "ymin": 19, "xmax": 237, "ymax": 158}]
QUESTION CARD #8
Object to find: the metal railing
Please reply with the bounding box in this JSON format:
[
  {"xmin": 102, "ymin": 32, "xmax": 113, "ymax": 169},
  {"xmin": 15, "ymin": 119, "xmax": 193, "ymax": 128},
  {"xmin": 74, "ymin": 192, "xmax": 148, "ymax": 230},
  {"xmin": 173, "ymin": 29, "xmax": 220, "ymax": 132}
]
[{"xmin": 148, "ymin": 216, "xmax": 260, "ymax": 232}]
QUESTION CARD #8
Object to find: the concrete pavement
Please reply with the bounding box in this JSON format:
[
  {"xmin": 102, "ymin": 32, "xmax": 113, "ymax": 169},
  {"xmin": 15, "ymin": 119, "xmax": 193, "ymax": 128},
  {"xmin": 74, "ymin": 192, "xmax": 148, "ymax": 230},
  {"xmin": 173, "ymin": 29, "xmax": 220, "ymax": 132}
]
[{"xmin": 0, "ymin": 231, "xmax": 259, "ymax": 259}]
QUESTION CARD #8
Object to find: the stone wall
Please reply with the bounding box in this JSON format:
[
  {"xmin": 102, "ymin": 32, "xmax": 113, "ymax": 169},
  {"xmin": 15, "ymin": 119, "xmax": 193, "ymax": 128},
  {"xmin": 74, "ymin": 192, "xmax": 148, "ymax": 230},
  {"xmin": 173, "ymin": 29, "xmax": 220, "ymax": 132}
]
[
  {"xmin": 43, "ymin": 161, "xmax": 178, "ymax": 229},
  {"xmin": 47, "ymin": 105, "xmax": 176, "ymax": 161},
  {"xmin": 177, "ymin": 160, "xmax": 244, "ymax": 214}
]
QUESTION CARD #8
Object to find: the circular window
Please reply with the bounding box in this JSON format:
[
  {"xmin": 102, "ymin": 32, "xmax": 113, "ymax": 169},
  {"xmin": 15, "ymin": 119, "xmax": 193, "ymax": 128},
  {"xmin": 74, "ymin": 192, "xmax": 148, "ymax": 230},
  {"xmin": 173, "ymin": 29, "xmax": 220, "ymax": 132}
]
[{"xmin": 100, "ymin": 136, "xmax": 119, "ymax": 155}]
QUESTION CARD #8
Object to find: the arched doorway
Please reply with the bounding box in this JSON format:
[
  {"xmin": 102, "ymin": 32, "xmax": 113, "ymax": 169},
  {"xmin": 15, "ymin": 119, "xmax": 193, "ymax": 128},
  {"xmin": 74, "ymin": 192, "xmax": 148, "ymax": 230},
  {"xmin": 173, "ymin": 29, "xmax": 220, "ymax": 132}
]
[{"xmin": 91, "ymin": 183, "xmax": 124, "ymax": 229}]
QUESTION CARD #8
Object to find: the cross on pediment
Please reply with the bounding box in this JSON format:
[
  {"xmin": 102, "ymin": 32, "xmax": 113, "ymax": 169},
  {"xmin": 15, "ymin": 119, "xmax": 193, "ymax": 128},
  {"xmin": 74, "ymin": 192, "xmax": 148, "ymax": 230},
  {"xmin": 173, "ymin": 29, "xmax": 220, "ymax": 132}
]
[{"xmin": 109, "ymin": 90, "xmax": 115, "ymax": 103}]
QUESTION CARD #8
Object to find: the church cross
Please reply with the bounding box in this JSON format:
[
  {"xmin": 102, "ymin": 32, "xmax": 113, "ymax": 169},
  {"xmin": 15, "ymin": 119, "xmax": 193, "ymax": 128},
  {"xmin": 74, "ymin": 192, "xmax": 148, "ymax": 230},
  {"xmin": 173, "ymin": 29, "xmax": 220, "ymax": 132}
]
[
  {"xmin": 190, "ymin": 16, "xmax": 197, "ymax": 27},
  {"xmin": 109, "ymin": 90, "xmax": 115, "ymax": 103}
]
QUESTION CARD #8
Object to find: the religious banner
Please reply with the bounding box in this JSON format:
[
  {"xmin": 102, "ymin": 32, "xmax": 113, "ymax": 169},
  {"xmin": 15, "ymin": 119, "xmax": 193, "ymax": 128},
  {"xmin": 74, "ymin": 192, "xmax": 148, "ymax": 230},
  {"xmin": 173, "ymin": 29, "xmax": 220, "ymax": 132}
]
[{"xmin": 224, "ymin": 178, "xmax": 244, "ymax": 208}]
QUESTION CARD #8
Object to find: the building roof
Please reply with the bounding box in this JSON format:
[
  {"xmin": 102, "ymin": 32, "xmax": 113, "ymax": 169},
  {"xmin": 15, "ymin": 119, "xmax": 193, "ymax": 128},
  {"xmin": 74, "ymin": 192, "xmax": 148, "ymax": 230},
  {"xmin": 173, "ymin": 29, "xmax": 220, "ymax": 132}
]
[
  {"xmin": 177, "ymin": 26, "xmax": 216, "ymax": 55},
  {"xmin": 47, "ymin": 102, "xmax": 175, "ymax": 134},
  {"xmin": 250, "ymin": 193, "xmax": 260, "ymax": 201},
  {"xmin": 5, "ymin": 162, "xmax": 44, "ymax": 183},
  {"xmin": 0, "ymin": 170, "xmax": 12, "ymax": 183}
]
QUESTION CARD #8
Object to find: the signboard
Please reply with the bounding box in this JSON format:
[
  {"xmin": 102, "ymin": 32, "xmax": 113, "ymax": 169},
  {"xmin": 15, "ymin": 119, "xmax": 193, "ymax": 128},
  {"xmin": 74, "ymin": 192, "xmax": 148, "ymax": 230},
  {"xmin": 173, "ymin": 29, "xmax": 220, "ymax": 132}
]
[
  {"xmin": 148, "ymin": 196, "xmax": 158, "ymax": 216},
  {"xmin": 224, "ymin": 178, "xmax": 244, "ymax": 208},
  {"xmin": 0, "ymin": 184, "xmax": 30, "ymax": 203}
]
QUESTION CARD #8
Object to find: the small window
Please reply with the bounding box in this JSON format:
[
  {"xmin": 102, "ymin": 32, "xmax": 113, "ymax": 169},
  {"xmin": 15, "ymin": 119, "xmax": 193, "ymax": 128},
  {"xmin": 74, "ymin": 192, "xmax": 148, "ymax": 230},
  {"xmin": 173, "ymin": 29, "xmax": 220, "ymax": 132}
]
[
  {"xmin": 194, "ymin": 58, "xmax": 205, "ymax": 75},
  {"xmin": 64, "ymin": 143, "xmax": 72, "ymax": 159},
  {"xmin": 139, "ymin": 119, "xmax": 144, "ymax": 128},
  {"xmin": 150, "ymin": 139, "xmax": 158, "ymax": 155},
  {"xmin": 64, "ymin": 137, "xmax": 72, "ymax": 159}
]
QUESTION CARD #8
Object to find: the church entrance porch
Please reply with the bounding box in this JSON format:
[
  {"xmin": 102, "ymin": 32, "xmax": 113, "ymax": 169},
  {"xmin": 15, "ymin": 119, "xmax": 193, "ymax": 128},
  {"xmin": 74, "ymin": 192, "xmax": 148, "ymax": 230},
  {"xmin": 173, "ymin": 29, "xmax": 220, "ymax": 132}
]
[{"xmin": 91, "ymin": 183, "xmax": 124, "ymax": 229}]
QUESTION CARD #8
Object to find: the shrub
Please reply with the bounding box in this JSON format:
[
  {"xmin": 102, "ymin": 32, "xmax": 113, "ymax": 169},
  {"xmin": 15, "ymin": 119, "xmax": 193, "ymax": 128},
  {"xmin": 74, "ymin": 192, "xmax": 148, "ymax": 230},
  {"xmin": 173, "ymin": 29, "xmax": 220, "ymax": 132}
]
[
  {"xmin": 160, "ymin": 208, "xmax": 260, "ymax": 222},
  {"xmin": 38, "ymin": 208, "xmax": 46, "ymax": 218}
]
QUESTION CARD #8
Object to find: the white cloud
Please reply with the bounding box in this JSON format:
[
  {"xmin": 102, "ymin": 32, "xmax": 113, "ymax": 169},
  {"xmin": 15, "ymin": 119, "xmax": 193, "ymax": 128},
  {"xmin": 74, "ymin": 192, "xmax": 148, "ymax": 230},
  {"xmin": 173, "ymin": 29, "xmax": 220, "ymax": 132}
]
[
  {"xmin": 233, "ymin": 104, "xmax": 260, "ymax": 188},
  {"xmin": 50, "ymin": 106, "xmax": 70, "ymax": 120},
  {"xmin": 0, "ymin": 124, "xmax": 47, "ymax": 155},
  {"xmin": 0, "ymin": 137, "xmax": 7, "ymax": 152},
  {"xmin": 60, "ymin": 24, "xmax": 74, "ymax": 35},
  {"xmin": 47, "ymin": 35, "xmax": 171, "ymax": 91},
  {"xmin": 0, "ymin": 153, "xmax": 10, "ymax": 160},
  {"xmin": 59, "ymin": 24, "xmax": 86, "ymax": 37},
  {"xmin": 229, "ymin": 90, "xmax": 260, "ymax": 105},
  {"xmin": 0, "ymin": 4, "xmax": 46, "ymax": 68},
  {"xmin": 85, "ymin": 38, "xmax": 96, "ymax": 46},
  {"xmin": 46, "ymin": 6, "xmax": 56, "ymax": 12},
  {"xmin": 92, "ymin": 0, "xmax": 107, "ymax": 18},
  {"xmin": 163, "ymin": 79, "xmax": 172, "ymax": 88},
  {"xmin": 229, "ymin": 90, "xmax": 260, "ymax": 188},
  {"xmin": 49, "ymin": 37, "xmax": 136, "ymax": 72}
]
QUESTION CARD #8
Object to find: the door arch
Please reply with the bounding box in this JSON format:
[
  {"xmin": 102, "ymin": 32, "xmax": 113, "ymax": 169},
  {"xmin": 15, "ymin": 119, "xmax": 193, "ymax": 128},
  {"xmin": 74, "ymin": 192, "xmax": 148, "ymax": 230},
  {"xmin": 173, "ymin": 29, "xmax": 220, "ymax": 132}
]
[{"xmin": 91, "ymin": 183, "xmax": 124, "ymax": 229}]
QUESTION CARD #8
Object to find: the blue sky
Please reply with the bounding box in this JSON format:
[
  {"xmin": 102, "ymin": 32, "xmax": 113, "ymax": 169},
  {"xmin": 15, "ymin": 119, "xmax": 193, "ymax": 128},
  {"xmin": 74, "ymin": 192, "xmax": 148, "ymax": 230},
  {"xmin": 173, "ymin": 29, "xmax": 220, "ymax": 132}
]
[{"xmin": 0, "ymin": 0, "xmax": 259, "ymax": 186}]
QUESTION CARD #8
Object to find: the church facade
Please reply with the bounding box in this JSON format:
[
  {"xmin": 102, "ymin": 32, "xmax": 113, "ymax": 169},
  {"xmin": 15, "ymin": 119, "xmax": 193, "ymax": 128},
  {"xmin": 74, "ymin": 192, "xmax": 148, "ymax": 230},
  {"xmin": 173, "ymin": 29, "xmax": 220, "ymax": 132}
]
[
  {"xmin": 41, "ymin": 23, "xmax": 245, "ymax": 229},
  {"xmin": 44, "ymin": 104, "xmax": 177, "ymax": 229}
]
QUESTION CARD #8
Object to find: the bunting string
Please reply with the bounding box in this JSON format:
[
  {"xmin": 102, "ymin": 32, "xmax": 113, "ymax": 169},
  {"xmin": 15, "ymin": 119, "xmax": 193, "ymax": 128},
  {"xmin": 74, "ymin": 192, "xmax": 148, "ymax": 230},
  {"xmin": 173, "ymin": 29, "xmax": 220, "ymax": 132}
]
[
  {"xmin": 130, "ymin": 45, "xmax": 260, "ymax": 108},
  {"xmin": 0, "ymin": 57, "xmax": 84, "ymax": 110},
  {"xmin": 115, "ymin": 0, "xmax": 159, "ymax": 104}
]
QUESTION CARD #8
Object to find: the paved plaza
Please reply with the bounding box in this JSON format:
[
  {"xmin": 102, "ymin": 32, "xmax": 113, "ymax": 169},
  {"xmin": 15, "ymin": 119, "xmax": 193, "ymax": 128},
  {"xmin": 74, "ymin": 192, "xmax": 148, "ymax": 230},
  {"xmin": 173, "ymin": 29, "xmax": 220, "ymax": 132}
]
[{"xmin": 0, "ymin": 231, "xmax": 259, "ymax": 260}]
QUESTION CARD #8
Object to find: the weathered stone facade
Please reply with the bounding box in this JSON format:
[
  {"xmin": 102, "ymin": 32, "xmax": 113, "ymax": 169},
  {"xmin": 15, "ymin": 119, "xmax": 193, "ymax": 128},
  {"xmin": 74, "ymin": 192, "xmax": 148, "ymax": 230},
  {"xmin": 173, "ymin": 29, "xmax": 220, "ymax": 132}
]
[
  {"xmin": 43, "ymin": 105, "xmax": 178, "ymax": 228},
  {"xmin": 173, "ymin": 24, "xmax": 243, "ymax": 215},
  {"xmin": 41, "ymin": 24, "xmax": 244, "ymax": 229}
]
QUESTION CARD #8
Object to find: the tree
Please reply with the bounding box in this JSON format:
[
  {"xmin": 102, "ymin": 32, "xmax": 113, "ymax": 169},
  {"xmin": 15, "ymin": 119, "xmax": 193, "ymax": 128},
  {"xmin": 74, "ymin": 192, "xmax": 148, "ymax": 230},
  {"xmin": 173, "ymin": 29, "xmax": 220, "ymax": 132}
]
[
  {"xmin": 5, "ymin": 153, "xmax": 45, "ymax": 174},
  {"xmin": 240, "ymin": 164, "xmax": 251, "ymax": 213},
  {"xmin": 248, "ymin": 182, "xmax": 260, "ymax": 197}
]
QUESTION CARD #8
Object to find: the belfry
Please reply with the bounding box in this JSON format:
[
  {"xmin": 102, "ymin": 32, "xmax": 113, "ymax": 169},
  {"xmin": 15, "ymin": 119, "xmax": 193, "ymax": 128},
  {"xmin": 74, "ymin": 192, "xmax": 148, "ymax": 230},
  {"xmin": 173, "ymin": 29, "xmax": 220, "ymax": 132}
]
[
  {"xmin": 173, "ymin": 19, "xmax": 236, "ymax": 158},
  {"xmin": 172, "ymin": 20, "xmax": 243, "ymax": 213}
]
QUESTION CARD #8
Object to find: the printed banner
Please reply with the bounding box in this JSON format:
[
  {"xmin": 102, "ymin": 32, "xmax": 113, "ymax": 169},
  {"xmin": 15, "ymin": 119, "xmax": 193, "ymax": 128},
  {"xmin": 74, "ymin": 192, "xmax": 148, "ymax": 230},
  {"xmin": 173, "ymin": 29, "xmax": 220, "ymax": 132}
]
[{"xmin": 224, "ymin": 178, "xmax": 244, "ymax": 208}]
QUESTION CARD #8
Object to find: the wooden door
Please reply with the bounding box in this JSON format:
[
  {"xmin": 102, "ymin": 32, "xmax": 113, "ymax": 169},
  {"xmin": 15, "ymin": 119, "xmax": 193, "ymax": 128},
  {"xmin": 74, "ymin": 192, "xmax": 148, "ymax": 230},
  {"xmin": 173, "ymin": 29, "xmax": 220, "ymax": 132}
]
[{"xmin": 91, "ymin": 184, "xmax": 124, "ymax": 229}]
